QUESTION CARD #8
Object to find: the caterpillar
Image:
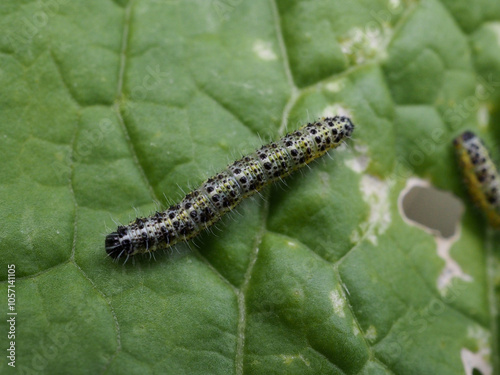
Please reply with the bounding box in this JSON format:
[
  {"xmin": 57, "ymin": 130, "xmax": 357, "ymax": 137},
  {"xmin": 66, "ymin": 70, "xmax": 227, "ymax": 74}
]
[
  {"xmin": 105, "ymin": 116, "xmax": 355, "ymax": 261},
  {"xmin": 453, "ymin": 131, "xmax": 500, "ymax": 228}
]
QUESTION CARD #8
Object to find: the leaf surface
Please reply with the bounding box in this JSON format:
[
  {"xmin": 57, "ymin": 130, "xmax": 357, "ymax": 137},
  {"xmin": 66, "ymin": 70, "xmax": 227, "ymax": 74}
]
[{"xmin": 1, "ymin": 0, "xmax": 500, "ymax": 374}]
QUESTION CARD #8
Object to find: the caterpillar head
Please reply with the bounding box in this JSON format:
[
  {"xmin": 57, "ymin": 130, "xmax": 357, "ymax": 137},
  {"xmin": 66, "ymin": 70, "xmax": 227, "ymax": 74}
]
[{"xmin": 105, "ymin": 232, "xmax": 125, "ymax": 259}]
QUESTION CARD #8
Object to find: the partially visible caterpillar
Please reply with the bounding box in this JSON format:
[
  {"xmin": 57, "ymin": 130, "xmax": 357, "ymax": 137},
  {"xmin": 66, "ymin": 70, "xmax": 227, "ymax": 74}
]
[
  {"xmin": 453, "ymin": 131, "xmax": 500, "ymax": 228},
  {"xmin": 106, "ymin": 116, "xmax": 355, "ymax": 261}
]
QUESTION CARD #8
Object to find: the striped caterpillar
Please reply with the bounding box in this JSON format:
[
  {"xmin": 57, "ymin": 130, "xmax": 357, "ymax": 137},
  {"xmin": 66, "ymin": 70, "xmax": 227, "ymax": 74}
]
[
  {"xmin": 453, "ymin": 131, "xmax": 500, "ymax": 228},
  {"xmin": 106, "ymin": 116, "xmax": 355, "ymax": 261}
]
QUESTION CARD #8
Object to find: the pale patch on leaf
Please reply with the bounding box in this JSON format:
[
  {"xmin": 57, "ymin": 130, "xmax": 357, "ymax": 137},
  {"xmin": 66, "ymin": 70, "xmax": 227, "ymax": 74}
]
[
  {"xmin": 321, "ymin": 104, "xmax": 351, "ymax": 119},
  {"xmin": 324, "ymin": 79, "xmax": 345, "ymax": 93},
  {"xmin": 435, "ymin": 233, "xmax": 473, "ymax": 291},
  {"xmin": 478, "ymin": 105, "xmax": 490, "ymax": 128},
  {"xmin": 345, "ymin": 144, "xmax": 370, "ymax": 173},
  {"xmin": 329, "ymin": 289, "xmax": 346, "ymax": 318},
  {"xmin": 339, "ymin": 26, "xmax": 391, "ymax": 64},
  {"xmin": 461, "ymin": 326, "xmax": 492, "ymax": 375},
  {"xmin": 365, "ymin": 325, "xmax": 377, "ymax": 341},
  {"xmin": 351, "ymin": 176, "xmax": 393, "ymax": 245},
  {"xmin": 253, "ymin": 40, "xmax": 277, "ymax": 61}
]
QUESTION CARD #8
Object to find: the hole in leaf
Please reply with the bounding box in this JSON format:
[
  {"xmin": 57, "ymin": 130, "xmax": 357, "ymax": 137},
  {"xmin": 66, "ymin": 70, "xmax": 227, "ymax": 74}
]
[{"xmin": 400, "ymin": 181, "xmax": 463, "ymax": 238}]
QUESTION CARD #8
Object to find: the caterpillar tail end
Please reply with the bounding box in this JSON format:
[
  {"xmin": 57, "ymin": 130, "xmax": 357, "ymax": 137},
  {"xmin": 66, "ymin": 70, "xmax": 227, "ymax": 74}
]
[{"xmin": 105, "ymin": 232, "xmax": 125, "ymax": 259}]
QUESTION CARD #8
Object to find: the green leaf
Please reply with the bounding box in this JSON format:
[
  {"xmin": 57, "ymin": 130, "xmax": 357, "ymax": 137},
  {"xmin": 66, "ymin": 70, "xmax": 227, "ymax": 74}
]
[{"xmin": 1, "ymin": 0, "xmax": 500, "ymax": 374}]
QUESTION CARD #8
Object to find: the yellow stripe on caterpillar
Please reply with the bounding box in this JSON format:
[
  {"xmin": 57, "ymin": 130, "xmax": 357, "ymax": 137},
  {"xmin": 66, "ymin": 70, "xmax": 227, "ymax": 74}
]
[{"xmin": 454, "ymin": 131, "xmax": 500, "ymax": 228}]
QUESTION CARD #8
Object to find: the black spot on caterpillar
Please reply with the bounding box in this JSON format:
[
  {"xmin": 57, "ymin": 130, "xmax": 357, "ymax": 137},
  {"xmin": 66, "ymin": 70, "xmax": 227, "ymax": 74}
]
[
  {"xmin": 106, "ymin": 116, "xmax": 355, "ymax": 261},
  {"xmin": 454, "ymin": 131, "xmax": 500, "ymax": 228}
]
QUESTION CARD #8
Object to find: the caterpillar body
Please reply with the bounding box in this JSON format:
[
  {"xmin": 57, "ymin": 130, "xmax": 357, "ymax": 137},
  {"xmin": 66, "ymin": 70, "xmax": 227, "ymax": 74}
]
[
  {"xmin": 453, "ymin": 131, "xmax": 500, "ymax": 228},
  {"xmin": 105, "ymin": 116, "xmax": 355, "ymax": 260}
]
